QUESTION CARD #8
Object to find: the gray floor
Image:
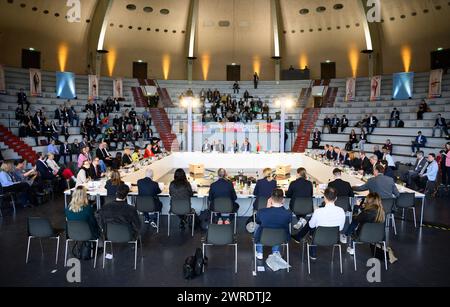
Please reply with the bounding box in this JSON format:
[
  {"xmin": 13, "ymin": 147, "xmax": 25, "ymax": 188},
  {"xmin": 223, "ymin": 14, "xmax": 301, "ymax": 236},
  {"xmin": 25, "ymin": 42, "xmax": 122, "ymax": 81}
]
[{"xmin": 0, "ymin": 194, "xmax": 449, "ymax": 287}]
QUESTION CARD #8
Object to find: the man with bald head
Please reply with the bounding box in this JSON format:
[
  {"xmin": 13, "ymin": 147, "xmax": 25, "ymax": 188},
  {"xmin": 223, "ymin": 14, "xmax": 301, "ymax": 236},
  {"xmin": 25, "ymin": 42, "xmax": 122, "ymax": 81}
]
[
  {"xmin": 208, "ymin": 168, "xmax": 239, "ymax": 222},
  {"xmin": 137, "ymin": 168, "xmax": 162, "ymax": 227}
]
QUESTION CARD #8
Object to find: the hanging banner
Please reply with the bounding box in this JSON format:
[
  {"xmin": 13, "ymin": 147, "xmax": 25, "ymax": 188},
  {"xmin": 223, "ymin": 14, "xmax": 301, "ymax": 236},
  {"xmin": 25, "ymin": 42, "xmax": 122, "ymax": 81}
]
[
  {"xmin": 29, "ymin": 68, "xmax": 42, "ymax": 97},
  {"xmin": 345, "ymin": 77, "xmax": 356, "ymax": 102},
  {"xmin": 0, "ymin": 64, "xmax": 6, "ymax": 94},
  {"xmin": 88, "ymin": 74, "xmax": 99, "ymax": 99},
  {"xmin": 113, "ymin": 78, "xmax": 123, "ymax": 98},
  {"xmin": 428, "ymin": 69, "xmax": 443, "ymax": 98},
  {"xmin": 370, "ymin": 75, "xmax": 381, "ymax": 101}
]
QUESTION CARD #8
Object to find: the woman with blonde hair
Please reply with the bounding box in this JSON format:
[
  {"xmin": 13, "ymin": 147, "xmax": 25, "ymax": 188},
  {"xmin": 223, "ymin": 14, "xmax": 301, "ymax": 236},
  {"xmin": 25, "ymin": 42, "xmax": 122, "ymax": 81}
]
[
  {"xmin": 344, "ymin": 192, "xmax": 385, "ymax": 255},
  {"xmin": 104, "ymin": 170, "xmax": 124, "ymax": 196},
  {"xmin": 252, "ymin": 168, "xmax": 277, "ymax": 210},
  {"xmin": 46, "ymin": 153, "xmax": 60, "ymax": 175},
  {"xmin": 65, "ymin": 185, "xmax": 100, "ymax": 239}
]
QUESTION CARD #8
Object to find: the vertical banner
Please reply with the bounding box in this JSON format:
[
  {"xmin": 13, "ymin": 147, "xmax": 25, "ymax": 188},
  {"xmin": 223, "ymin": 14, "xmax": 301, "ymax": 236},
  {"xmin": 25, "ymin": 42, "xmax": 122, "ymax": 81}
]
[
  {"xmin": 370, "ymin": 75, "xmax": 381, "ymax": 101},
  {"xmin": 29, "ymin": 68, "xmax": 42, "ymax": 97},
  {"xmin": 0, "ymin": 64, "xmax": 6, "ymax": 94},
  {"xmin": 113, "ymin": 78, "xmax": 123, "ymax": 98},
  {"xmin": 88, "ymin": 74, "xmax": 99, "ymax": 99},
  {"xmin": 393, "ymin": 72, "xmax": 414, "ymax": 100},
  {"xmin": 428, "ymin": 69, "xmax": 443, "ymax": 98},
  {"xmin": 345, "ymin": 77, "xmax": 356, "ymax": 102}
]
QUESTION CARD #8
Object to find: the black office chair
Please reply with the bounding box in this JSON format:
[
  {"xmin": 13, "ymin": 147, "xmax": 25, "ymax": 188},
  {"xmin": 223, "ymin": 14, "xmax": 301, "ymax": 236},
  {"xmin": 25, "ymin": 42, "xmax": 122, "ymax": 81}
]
[
  {"xmin": 64, "ymin": 220, "xmax": 99, "ymax": 268},
  {"xmin": 252, "ymin": 196, "xmax": 269, "ymax": 224},
  {"xmin": 395, "ymin": 193, "xmax": 417, "ymax": 228},
  {"xmin": 202, "ymin": 224, "xmax": 237, "ymax": 273},
  {"xmin": 168, "ymin": 198, "xmax": 195, "ymax": 237},
  {"xmin": 103, "ymin": 223, "xmax": 141, "ymax": 270},
  {"xmin": 26, "ymin": 217, "xmax": 60, "ymax": 264},
  {"xmin": 290, "ymin": 197, "xmax": 313, "ymax": 229},
  {"xmin": 304, "ymin": 226, "xmax": 342, "ymax": 274},
  {"xmin": 210, "ymin": 197, "xmax": 237, "ymax": 234},
  {"xmin": 0, "ymin": 184, "xmax": 16, "ymax": 217},
  {"xmin": 135, "ymin": 195, "xmax": 161, "ymax": 233},
  {"xmin": 381, "ymin": 198, "xmax": 397, "ymax": 235},
  {"xmin": 352, "ymin": 222, "xmax": 388, "ymax": 271},
  {"xmin": 254, "ymin": 228, "xmax": 290, "ymax": 274}
]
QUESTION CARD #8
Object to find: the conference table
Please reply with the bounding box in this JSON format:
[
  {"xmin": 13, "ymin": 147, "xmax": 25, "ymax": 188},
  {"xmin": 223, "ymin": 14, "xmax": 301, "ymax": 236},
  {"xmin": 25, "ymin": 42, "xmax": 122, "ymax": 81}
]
[{"xmin": 64, "ymin": 152, "xmax": 426, "ymax": 226}]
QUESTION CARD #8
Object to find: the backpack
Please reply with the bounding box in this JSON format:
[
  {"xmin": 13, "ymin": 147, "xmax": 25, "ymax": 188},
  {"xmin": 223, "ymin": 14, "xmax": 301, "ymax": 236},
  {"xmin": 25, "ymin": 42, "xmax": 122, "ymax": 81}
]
[
  {"xmin": 183, "ymin": 256, "xmax": 196, "ymax": 279},
  {"xmin": 397, "ymin": 120, "xmax": 404, "ymax": 128},
  {"xmin": 194, "ymin": 248, "xmax": 205, "ymax": 276},
  {"xmin": 198, "ymin": 210, "xmax": 211, "ymax": 231},
  {"xmin": 72, "ymin": 241, "xmax": 94, "ymax": 260}
]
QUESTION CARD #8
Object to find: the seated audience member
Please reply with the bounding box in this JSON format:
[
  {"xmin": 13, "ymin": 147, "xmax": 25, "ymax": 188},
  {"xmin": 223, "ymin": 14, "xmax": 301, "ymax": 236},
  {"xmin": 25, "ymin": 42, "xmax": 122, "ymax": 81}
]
[
  {"xmin": 131, "ymin": 147, "xmax": 141, "ymax": 162},
  {"xmin": 330, "ymin": 114, "xmax": 340, "ymax": 134},
  {"xmin": 47, "ymin": 140, "xmax": 60, "ymax": 163},
  {"xmin": 357, "ymin": 151, "xmax": 373, "ymax": 175},
  {"xmin": 382, "ymin": 146, "xmax": 396, "ymax": 169},
  {"xmin": 373, "ymin": 145, "xmax": 383, "ymax": 161},
  {"xmin": 46, "ymin": 153, "xmax": 60, "ymax": 176},
  {"xmin": 254, "ymin": 189, "xmax": 292, "ymax": 260},
  {"xmin": 411, "ymin": 131, "xmax": 427, "ymax": 155},
  {"xmin": 36, "ymin": 152, "xmax": 56, "ymax": 181},
  {"xmin": 60, "ymin": 141, "xmax": 71, "ymax": 164},
  {"xmin": 415, "ymin": 153, "xmax": 439, "ymax": 193},
  {"xmin": 122, "ymin": 148, "xmax": 133, "ymax": 166},
  {"xmin": 432, "ymin": 113, "xmax": 449, "ymax": 138},
  {"xmin": 105, "ymin": 170, "xmax": 124, "ymax": 196},
  {"xmin": 358, "ymin": 129, "xmax": 367, "ymax": 151},
  {"xmin": 77, "ymin": 146, "xmax": 91, "ymax": 169},
  {"xmin": 169, "ymin": 168, "xmax": 194, "ymax": 229},
  {"xmin": 65, "ymin": 185, "xmax": 100, "ymax": 239},
  {"xmin": 340, "ymin": 115, "xmax": 349, "ymax": 133},
  {"xmin": 291, "ymin": 187, "xmax": 346, "ymax": 260},
  {"xmin": 89, "ymin": 157, "xmax": 103, "ymax": 180},
  {"xmin": 328, "ymin": 168, "xmax": 354, "ymax": 197},
  {"xmin": 322, "ymin": 115, "xmax": 331, "ymax": 133},
  {"xmin": 253, "ymin": 168, "xmax": 277, "ymax": 210},
  {"xmin": 202, "ymin": 138, "xmax": 212, "ymax": 152},
  {"xmin": 286, "ymin": 167, "xmax": 313, "ymax": 229},
  {"xmin": 111, "ymin": 152, "xmax": 122, "ymax": 170},
  {"xmin": 144, "ymin": 143, "xmax": 155, "ymax": 158},
  {"xmin": 379, "ymin": 160, "xmax": 395, "ymax": 180},
  {"xmin": 440, "ymin": 143, "xmax": 450, "ymax": 187},
  {"xmin": 389, "ymin": 108, "xmax": 400, "ymax": 128},
  {"xmin": 76, "ymin": 160, "xmax": 91, "ymax": 186},
  {"xmin": 0, "ymin": 161, "xmax": 37, "ymax": 207},
  {"xmin": 365, "ymin": 113, "xmax": 378, "ymax": 134},
  {"xmin": 311, "ymin": 128, "xmax": 321, "ymax": 149},
  {"xmin": 384, "ymin": 139, "xmax": 393, "ymax": 155},
  {"xmin": 137, "ymin": 169, "xmax": 162, "ymax": 227},
  {"xmin": 208, "ymin": 168, "xmax": 239, "ymax": 223},
  {"xmin": 402, "ymin": 151, "xmax": 427, "ymax": 188},
  {"xmin": 96, "ymin": 142, "xmax": 113, "ymax": 166},
  {"xmin": 347, "ymin": 129, "xmax": 358, "ymax": 151},
  {"xmin": 13, "ymin": 159, "xmax": 37, "ymax": 186},
  {"xmin": 344, "ymin": 192, "xmax": 385, "ymax": 254},
  {"xmin": 97, "ymin": 184, "xmax": 141, "ymax": 239},
  {"xmin": 241, "ymin": 138, "xmax": 252, "ymax": 153},
  {"xmin": 353, "ymin": 164, "xmax": 399, "ymax": 199},
  {"xmin": 417, "ymin": 100, "xmax": 428, "ymax": 120}
]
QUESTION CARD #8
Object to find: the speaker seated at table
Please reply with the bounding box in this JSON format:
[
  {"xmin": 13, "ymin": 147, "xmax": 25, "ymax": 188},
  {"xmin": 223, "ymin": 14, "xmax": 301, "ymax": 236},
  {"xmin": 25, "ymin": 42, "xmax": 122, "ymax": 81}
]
[{"xmin": 189, "ymin": 164, "xmax": 204, "ymax": 175}]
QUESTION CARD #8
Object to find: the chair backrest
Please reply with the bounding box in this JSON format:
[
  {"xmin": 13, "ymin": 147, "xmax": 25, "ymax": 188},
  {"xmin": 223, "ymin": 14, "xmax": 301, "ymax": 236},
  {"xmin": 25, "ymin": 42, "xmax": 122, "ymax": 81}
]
[
  {"xmin": 212, "ymin": 197, "xmax": 233, "ymax": 213},
  {"xmin": 255, "ymin": 196, "xmax": 269, "ymax": 211},
  {"xmin": 335, "ymin": 196, "xmax": 351, "ymax": 212},
  {"xmin": 260, "ymin": 228, "xmax": 288, "ymax": 246},
  {"xmin": 292, "ymin": 197, "xmax": 313, "ymax": 216},
  {"xmin": 66, "ymin": 220, "xmax": 93, "ymax": 241},
  {"xmin": 27, "ymin": 217, "xmax": 54, "ymax": 238},
  {"xmin": 312, "ymin": 226, "xmax": 339, "ymax": 246},
  {"xmin": 206, "ymin": 224, "xmax": 234, "ymax": 245},
  {"xmin": 357, "ymin": 222, "xmax": 385, "ymax": 243},
  {"xmin": 395, "ymin": 193, "xmax": 415, "ymax": 209},
  {"xmin": 135, "ymin": 196, "xmax": 157, "ymax": 213},
  {"xmin": 170, "ymin": 198, "xmax": 192, "ymax": 215},
  {"xmin": 104, "ymin": 196, "xmax": 115, "ymax": 205},
  {"xmin": 381, "ymin": 198, "xmax": 395, "ymax": 214},
  {"xmin": 105, "ymin": 223, "xmax": 134, "ymax": 243}
]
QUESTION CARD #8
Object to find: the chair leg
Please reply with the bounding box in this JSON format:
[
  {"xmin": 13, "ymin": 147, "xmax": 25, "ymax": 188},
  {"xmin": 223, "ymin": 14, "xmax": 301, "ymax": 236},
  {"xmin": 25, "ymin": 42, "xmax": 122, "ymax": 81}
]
[
  {"xmin": 210, "ymin": 212, "xmax": 214, "ymax": 224},
  {"xmin": 338, "ymin": 244, "xmax": 343, "ymax": 274},
  {"xmin": 233, "ymin": 213, "xmax": 237, "ymax": 234},
  {"xmin": 134, "ymin": 241, "xmax": 137, "ymax": 270},
  {"xmin": 93, "ymin": 240, "xmax": 98, "ymax": 269},
  {"xmin": 55, "ymin": 237, "xmax": 60, "ymax": 265},
  {"xmin": 167, "ymin": 213, "xmax": 170, "ymax": 237},
  {"xmin": 301, "ymin": 240, "xmax": 305, "ymax": 262},
  {"xmin": 39, "ymin": 238, "xmax": 44, "ymax": 255},
  {"xmin": 64, "ymin": 239, "xmax": 70, "ymax": 267},
  {"xmin": 391, "ymin": 214, "xmax": 397, "ymax": 235},
  {"xmin": 202, "ymin": 244, "xmax": 206, "ymax": 273},
  {"xmin": 286, "ymin": 243, "xmax": 290, "ymax": 273},
  {"xmin": 382, "ymin": 241, "xmax": 388, "ymax": 270},
  {"xmin": 402, "ymin": 208, "xmax": 405, "ymax": 220},
  {"xmin": 25, "ymin": 236, "xmax": 32, "ymax": 263},
  {"xmin": 253, "ymin": 244, "xmax": 257, "ymax": 275},
  {"xmin": 11, "ymin": 196, "xmax": 16, "ymax": 214},
  {"xmin": 103, "ymin": 241, "xmax": 108, "ymax": 269},
  {"xmin": 156, "ymin": 212, "xmax": 160, "ymax": 234},
  {"xmin": 353, "ymin": 242, "xmax": 357, "ymax": 271},
  {"xmin": 412, "ymin": 207, "xmax": 417, "ymax": 228},
  {"xmin": 331, "ymin": 245, "xmax": 335, "ymax": 262},
  {"xmin": 191, "ymin": 214, "xmax": 195, "ymax": 237},
  {"xmin": 307, "ymin": 243, "xmax": 311, "ymax": 274},
  {"xmin": 234, "ymin": 244, "xmax": 238, "ymax": 273}
]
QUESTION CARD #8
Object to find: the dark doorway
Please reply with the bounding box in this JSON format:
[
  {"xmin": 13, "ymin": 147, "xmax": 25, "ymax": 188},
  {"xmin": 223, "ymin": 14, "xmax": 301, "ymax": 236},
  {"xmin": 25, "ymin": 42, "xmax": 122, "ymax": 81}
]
[
  {"xmin": 133, "ymin": 62, "xmax": 148, "ymax": 79},
  {"xmin": 321, "ymin": 62, "xmax": 336, "ymax": 79},
  {"xmin": 21, "ymin": 49, "xmax": 41, "ymax": 69},
  {"xmin": 227, "ymin": 65, "xmax": 241, "ymax": 81}
]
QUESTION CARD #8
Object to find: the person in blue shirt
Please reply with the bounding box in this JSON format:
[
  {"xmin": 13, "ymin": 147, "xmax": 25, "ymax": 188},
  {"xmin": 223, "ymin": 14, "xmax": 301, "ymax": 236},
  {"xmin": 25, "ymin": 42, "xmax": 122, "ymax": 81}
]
[
  {"xmin": 253, "ymin": 168, "xmax": 277, "ymax": 210},
  {"xmin": 411, "ymin": 131, "xmax": 427, "ymax": 155},
  {"xmin": 0, "ymin": 161, "xmax": 37, "ymax": 207},
  {"xmin": 47, "ymin": 140, "xmax": 60, "ymax": 163},
  {"xmin": 254, "ymin": 189, "xmax": 292, "ymax": 260},
  {"xmin": 416, "ymin": 153, "xmax": 439, "ymax": 193}
]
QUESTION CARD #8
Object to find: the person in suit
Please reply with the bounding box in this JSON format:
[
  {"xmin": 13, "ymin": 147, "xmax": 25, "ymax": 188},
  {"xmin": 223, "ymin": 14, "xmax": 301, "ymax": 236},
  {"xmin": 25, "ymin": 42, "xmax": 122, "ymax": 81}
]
[
  {"xmin": 328, "ymin": 168, "xmax": 354, "ymax": 197},
  {"xmin": 340, "ymin": 115, "xmax": 349, "ymax": 132},
  {"xmin": 253, "ymin": 72, "xmax": 259, "ymax": 89},
  {"xmin": 89, "ymin": 157, "xmax": 103, "ymax": 180},
  {"xmin": 330, "ymin": 114, "xmax": 340, "ymax": 134},
  {"xmin": 415, "ymin": 153, "xmax": 439, "ymax": 193},
  {"xmin": 96, "ymin": 142, "xmax": 113, "ymax": 167},
  {"xmin": 61, "ymin": 122, "xmax": 70, "ymax": 142},
  {"xmin": 60, "ymin": 141, "xmax": 71, "ymax": 164},
  {"xmin": 353, "ymin": 164, "xmax": 399, "ymax": 199},
  {"xmin": 241, "ymin": 138, "xmax": 252, "ymax": 152},
  {"xmin": 402, "ymin": 151, "xmax": 427, "ymax": 188},
  {"xmin": 432, "ymin": 114, "xmax": 449, "ymax": 138},
  {"xmin": 388, "ymin": 108, "xmax": 400, "ymax": 128},
  {"xmin": 373, "ymin": 145, "xmax": 383, "ymax": 161},
  {"xmin": 411, "ymin": 131, "xmax": 427, "ymax": 155},
  {"xmin": 254, "ymin": 189, "xmax": 292, "ymax": 260},
  {"xmin": 202, "ymin": 138, "xmax": 212, "ymax": 152},
  {"xmin": 17, "ymin": 88, "xmax": 30, "ymax": 111},
  {"xmin": 215, "ymin": 140, "xmax": 225, "ymax": 153},
  {"xmin": 365, "ymin": 113, "xmax": 378, "ymax": 134},
  {"xmin": 35, "ymin": 152, "xmax": 56, "ymax": 181},
  {"xmin": 208, "ymin": 168, "xmax": 239, "ymax": 223},
  {"xmin": 122, "ymin": 148, "xmax": 133, "ymax": 166},
  {"xmin": 54, "ymin": 106, "xmax": 62, "ymax": 125},
  {"xmin": 137, "ymin": 169, "xmax": 162, "ymax": 227},
  {"xmin": 358, "ymin": 151, "xmax": 373, "ymax": 175},
  {"xmin": 253, "ymin": 168, "xmax": 277, "ymax": 210},
  {"xmin": 104, "ymin": 170, "xmax": 124, "ymax": 196},
  {"xmin": 322, "ymin": 115, "xmax": 331, "ymax": 133},
  {"xmin": 286, "ymin": 167, "xmax": 313, "ymax": 229},
  {"xmin": 341, "ymin": 149, "xmax": 351, "ymax": 166},
  {"xmin": 311, "ymin": 128, "xmax": 321, "ymax": 149},
  {"xmin": 334, "ymin": 147, "xmax": 344, "ymax": 163}
]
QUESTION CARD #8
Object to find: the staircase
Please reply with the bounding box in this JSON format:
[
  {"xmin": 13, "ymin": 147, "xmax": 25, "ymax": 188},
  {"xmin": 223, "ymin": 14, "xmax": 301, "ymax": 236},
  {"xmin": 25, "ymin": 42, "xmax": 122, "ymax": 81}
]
[
  {"xmin": 0, "ymin": 125, "xmax": 38, "ymax": 164},
  {"xmin": 131, "ymin": 86, "xmax": 148, "ymax": 107},
  {"xmin": 148, "ymin": 108, "xmax": 179, "ymax": 152},
  {"xmin": 292, "ymin": 108, "xmax": 321, "ymax": 153}
]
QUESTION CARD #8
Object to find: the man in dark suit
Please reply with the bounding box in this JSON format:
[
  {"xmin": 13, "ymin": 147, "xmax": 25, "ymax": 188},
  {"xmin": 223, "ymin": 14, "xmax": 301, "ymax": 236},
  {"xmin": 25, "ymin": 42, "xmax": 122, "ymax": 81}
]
[
  {"xmin": 137, "ymin": 169, "xmax": 162, "ymax": 227},
  {"xmin": 326, "ymin": 145, "xmax": 337, "ymax": 160},
  {"xmin": 358, "ymin": 151, "xmax": 373, "ymax": 175},
  {"xmin": 89, "ymin": 157, "xmax": 103, "ymax": 180},
  {"xmin": 35, "ymin": 152, "xmax": 56, "ymax": 181},
  {"xmin": 353, "ymin": 164, "xmax": 399, "ymax": 199},
  {"xmin": 328, "ymin": 168, "xmax": 354, "ymax": 197},
  {"xmin": 311, "ymin": 128, "xmax": 321, "ymax": 149},
  {"xmin": 286, "ymin": 167, "xmax": 313, "ymax": 229},
  {"xmin": 330, "ymin": 114, "xmax": 340, "ymax": 134},
  {"xmin": 432, "ymin": 114, "xmax": 449, "ymax": 138},
  {"xmin": 208, "ymin": 168, "xmax": 239, "ymax": 216},
  {"xmin": 17, "ymin": 88, "xmax": 30, "ymax": 111},
  {"xmin": 340, "ymin": 115, "xmax": 349, "ymax": 132},
  {"xmin": 60, "ymin": 141, "xmax": 71, "ymax": 164},
  {"xmin": 323, "ymin": 115, "xmax": 331, "ymax": 133},
  {"xmin": 365, "ymin": 113, "xmax": 378, "ymax": 134},
  {"xmin": 402, "ymin": 150, "xmax": 428, "ymax": 188},
  {"xmin": 389, "ymin": 108, "xmax": 400, "ymax": 128},
  {"xmin": 373, "ymin": 145, "xmax": 383, "ymax": 161},
  {"xmin": 61, "ymin": 122, "xmax": 70, "ymax": 141},
  {"xmin": 411, "ymin": 131, "xmax": 427, "ymax": 155},
  {"xmin": 334, "ymin": 147, "xmax": 344, "ymax": 163},
  {"xmin": 96, "ymin": 142, "xmax": 113, "ymax": 166}
]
